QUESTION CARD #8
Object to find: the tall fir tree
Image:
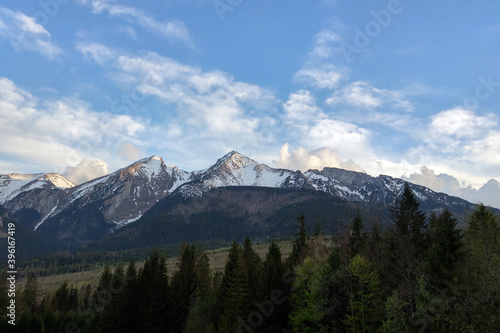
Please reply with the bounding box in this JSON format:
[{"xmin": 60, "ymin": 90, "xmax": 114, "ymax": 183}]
[
  {"xmin": 170, "ymin": 243, "xmax": 198, "ymax": 332},
  {"xmin": 344, "ymin": 255, "xmax": 382, "ymax": 333},
  {"xmin": 242, "ymin": 237, "xmax": 263, "ymax": 296},
  {"xmin": 137, "ymin": 249, "xmax": 170, "ymax": 333},
  {"xmin": 218, "ymin": 252, "xmax": 253, "ymax": 333},
  {"xmin": 215, "ymin": 240, "xmax": 241, "ymax": 330},
  {"xmin": 261, "ymin": 241, "xmax": 289, "ymax": 332},
  {"xmin": 426, "ymin": 209, "xmax": 463, "ymax": 289},
  {"xmin": 348, "ymin": 211, "xmax": 364, "ymax": 258},
  {"xmin": 21, "ymin": 274, "xmax": 38, "ymax": 314},
  {"xmin": 289, "ymin": 214, "xmax": 309, "ymax": 267}
]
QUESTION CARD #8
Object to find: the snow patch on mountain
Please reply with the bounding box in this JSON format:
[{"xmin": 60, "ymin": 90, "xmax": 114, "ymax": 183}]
[{"xmin": 0, "ymin": 173, "xmax": 75, "ymax": 204}]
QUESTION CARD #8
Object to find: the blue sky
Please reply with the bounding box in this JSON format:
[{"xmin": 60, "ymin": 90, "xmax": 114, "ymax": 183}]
[{"xmin": 1, "ymin": 0, "xmax": 500, "ymax": 208}]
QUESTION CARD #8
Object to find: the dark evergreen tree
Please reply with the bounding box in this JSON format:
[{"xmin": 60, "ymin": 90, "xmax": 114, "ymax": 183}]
[
  {"xmin": 215, "ymin": 240, "xmax": 241, "ymax": 329},
  {"xmin": 260, "ymin": 241, "xmax": 289, "ymax": 332},
  {"xmin": 21, "ymin": 274, "xmax": 38, "ymax": 314},
  {"xmin": 101, "ymin": 263, "xmax": 128, "ymax": 333},
  {"xmin": 219, "ymin": 252, "xmax": 253, "ymax": 333},
  {"xmin": 93, "ymin": 264, "xmax": 113, "ymax": 313},
  {"xmin": 398, "ymin": 183, "xmax": 427, "ymax": 256},
  {"xmin": 427, "ymin": 209, "xmax": 463, "ymax": 288},
  {"xmin": 170, "ymin": 243, "xmax": 198, "ymax": 332},
  {"xmin": 348, "ymin": 211, "xmax": 364, "ymax": 257},
  {"xmin": 137, "ymin": 249, "xmax": 170, "ymax": 333},
  {"xmin": 319, "ymin": 250, "xmax": 350, "ymax": 332},
  {"xmin": 289, "ymin": 214, "xmax": 309, "ymax": 266},
  {"xmin": 243, "ymin": 237, "xmax": 263, "ymax": 296}
]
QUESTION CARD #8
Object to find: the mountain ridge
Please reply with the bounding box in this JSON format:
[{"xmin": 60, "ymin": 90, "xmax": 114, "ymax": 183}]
[{"xmin": 0, "ymin": 151, "xmax": 497, "ymax": 249}]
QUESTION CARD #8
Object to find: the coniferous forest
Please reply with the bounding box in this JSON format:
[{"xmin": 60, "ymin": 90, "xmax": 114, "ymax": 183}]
[{"xmin": 1, "ymin": 184, "xmax": 500, "ymax": 332}]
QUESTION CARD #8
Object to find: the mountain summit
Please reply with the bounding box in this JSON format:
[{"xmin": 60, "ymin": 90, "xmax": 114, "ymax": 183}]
[{"xmin": 0, "ymin": 151, "xmax": 494, "ymax": 247}]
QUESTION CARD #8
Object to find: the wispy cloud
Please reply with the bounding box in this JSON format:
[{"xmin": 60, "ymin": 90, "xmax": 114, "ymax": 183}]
[
  {"xmin": 326, "ymin": 81, "xmax": 414, "ymax": 112},
  {"xmin": 78, "ymin": 0, "xmax": 194, "ymax": 47},
  {"xmin": 76, "ymin": 42, "xmax": 115, "ymax": 64},
  {"xmin": 0, "ymin": 7, "xmax": 62, "ymax": 58}
]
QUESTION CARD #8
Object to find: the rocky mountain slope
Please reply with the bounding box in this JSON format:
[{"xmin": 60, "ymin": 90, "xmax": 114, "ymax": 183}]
[{"xmin": 0, "ymin": 151, "xmax": 494, "ymax": 248}]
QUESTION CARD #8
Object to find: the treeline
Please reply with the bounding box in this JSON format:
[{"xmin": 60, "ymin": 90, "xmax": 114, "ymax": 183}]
[
  {"xmin": 15, "ymin": 240, "xmax": 230, "ymax": 278},
  {"xmin": 1, "ymin": 183, "xmax": 500, "ymax": 332}
]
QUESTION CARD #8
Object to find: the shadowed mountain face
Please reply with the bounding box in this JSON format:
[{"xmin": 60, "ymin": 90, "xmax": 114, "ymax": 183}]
[{"xmin": 0, "ymin": 151, "xmax": 496, "ymax": 249}]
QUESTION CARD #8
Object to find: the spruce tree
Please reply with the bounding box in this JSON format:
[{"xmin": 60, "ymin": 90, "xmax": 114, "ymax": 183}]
[
  {"xmin": 344, "ymin": 255, "xmax": 382, "ymax": 333},
  {"xmin": 427, "ymin": 209, "xmax": 463, "ymax": 289},
  {"xmin": 289, "ymin": 214, "xmax": 309, "ymax": 266},
  {"xmin": 137, "ymin": 249, "xmax": 170, "ymax": 333},
  {"xmin": 21, "ymin": 274, "xmax": 38, "ymax": 314},
  {"xmin": 219, "ymin": 253, "xmax": 253, "ymax": 332},
  {"xmin": 215, "ymin": 240, "xmax": 241, "ymax": 330},
  {"xmin": 243, "ymin": 237, "xmax": 263, "ymax": 296},
  {"xmin": 348, "ymin": 211, "xmax": 364, "ymax": 257},
  {"xmin": 170, "ymin": 244, "xmax": 198, "ymax": 332},
  {"xmin": 261, "ymin": 241, "xmax": 289, "ymax": 331}
]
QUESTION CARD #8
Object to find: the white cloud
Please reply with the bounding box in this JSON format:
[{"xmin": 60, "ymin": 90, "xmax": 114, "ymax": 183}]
[
  {"xmin": 79, "ymin": 0, "xmax": 193, "ymax": 47},
  {"xmin": 63, "ymin": 159, "xmax": 109, "ymax": 184},
  {"xmin": 274, "ymin": 144, "xmax": 364, "ymax": 173},
  {"xmin": 429, "ymin": 108, "xmax": 496, "ymax": 138},
  {"xmin": 0, "ymin": 7, "xmax": 62, "ymax": 58},
  {"xmin": 115, "ymin": 52, "xmax": 278, "ymax": 139},
  {"xmin": 309, "ymin": 29, "xmax": 344, "ymax": 61},
  {"xmin": 293, "ymin": 66, "xmax": 344, "ymax": 90},
  {"xmin": 403, "ymin": 166, "xmax": 500, "ymax": 209},
  {"xmin": 283, "ymin": 90, "xmax": 325, "ymax": 126},
  {"xmin": 76, "ymin": 42, "xmax": 115, "ymax": 65},
  {"xmin": 0, "ymin": 77, "xmax": 149, "ymax": 173},
  {"xmin": 326, "ymin": 81, "xmax": 414, "ymax": 112}
]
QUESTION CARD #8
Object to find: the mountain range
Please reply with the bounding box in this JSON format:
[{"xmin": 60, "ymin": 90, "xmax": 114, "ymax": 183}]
[{"xmin": 1, "ymin": 151, "xmax": 496, "ymax": 254}]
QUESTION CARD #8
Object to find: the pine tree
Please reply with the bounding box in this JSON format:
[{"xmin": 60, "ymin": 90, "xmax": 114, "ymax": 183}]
[
  {"xmin": 218, "ymin": 252, "xmax": 253, "ymax": 332},
  {"xmin": 427, "ymin": 209, "xmax": 463, "ymax": 288},
  {"xmin": 137, "ymin": 249, "xmax": 170, "ymax": 333},
  {"xmin": 170, "ymin": 243, "xmax": 198, "ymax": 332},
  {"xmin": 101, "ymin": 263, "xmax": 128, "ymax": 333},
  {"xmin": 289, "ymin": 254, "xmax": 328, "ymax": 332},
  {"xmin": 93, "ymin": 264, "xmax": 113, "ymax": 313},
  {"xmin": 184, "ymin": 248, "xmax": 215, "ymax": 333},
  {"xmin": 243, "ymin": 237, "xmax": 263, "ymax": 296},
  {"xmin": 261, "ymin": 241, "xmax": 289, "ymax": 331},
  {"xmin": 348, "ymin": 211, "xmax": 364, "ymax": 257},
  {"xmin": 344, "ymin": 255, "xmax": 382, "ymax": 333},
  {"xmin": 215, "ymin": 240, "xmax": 241, "ymax": 329},
  {"xmin": 319, "ymin": 250, "xmax": 350, "ymax": 333},
  {"xmin": 289, "ymin": 214, "xmax": 309, "ymax": 266},
  {"xmin": 21, "ymin": 274, "xmax": 38, "ymax": 314},
  {"xmin": 398, "ymin": 183, "xmax": 427, "ymax": 256}
]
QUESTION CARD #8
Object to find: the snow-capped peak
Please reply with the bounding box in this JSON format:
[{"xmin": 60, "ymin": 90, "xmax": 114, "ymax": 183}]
[
  {"xmin": 209, "ymin": 151, "xmax": 258, "ymax": 173},
  {"xmin": 0, "ymin": 172, "xmax": 75, "ymax": 204}
]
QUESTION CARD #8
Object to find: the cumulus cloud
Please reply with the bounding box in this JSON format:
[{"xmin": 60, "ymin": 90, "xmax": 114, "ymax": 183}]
[
  {"xmin": 283, "ymin": 90, "xmax": 325, "ymax": 126},
  {"xmin": 429, "ymin": 108, "xmax": 496, "ymax": 138},
  {"xmin": 114, "ymin": 52, "xmax": 278, "ymax": 143},
  {"xmin": 274, "ymin": 144, "xmax": 364, "ymax": 173},
  {"xmin": 63, "ymin": 159, "xmax": 109, "ymax": 184},
  {"xmin": 0, "ymin": 7, "xmax": 62, "ymax": 58},
  {"xmin": 403, "ymin": 166, "xmax": 500, "ymax": 209},
  {"xmin": 0, "ymin": 77, "xmax": 149, "ymax": 173}
]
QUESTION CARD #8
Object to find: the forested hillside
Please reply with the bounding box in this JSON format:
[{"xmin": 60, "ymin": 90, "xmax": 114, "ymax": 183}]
[{"xmin": 1, "ymin": 184, "xmax": 499, "ymax": 332}]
